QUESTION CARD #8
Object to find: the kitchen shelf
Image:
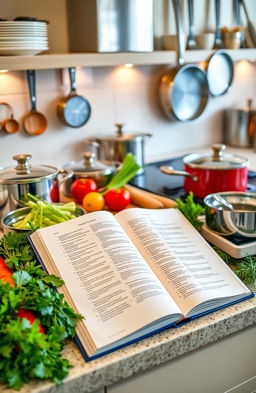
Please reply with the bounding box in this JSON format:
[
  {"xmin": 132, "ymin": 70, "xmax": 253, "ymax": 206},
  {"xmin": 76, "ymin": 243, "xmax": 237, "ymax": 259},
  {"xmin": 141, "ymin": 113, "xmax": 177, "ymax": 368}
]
[{"xmin": 1, "ymin": 48, "xmax": 256, "ymax": 71}]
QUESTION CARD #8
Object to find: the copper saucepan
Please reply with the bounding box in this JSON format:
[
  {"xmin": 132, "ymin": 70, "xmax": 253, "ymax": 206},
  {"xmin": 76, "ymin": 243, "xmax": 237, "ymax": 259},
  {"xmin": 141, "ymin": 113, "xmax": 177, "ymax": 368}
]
[
  {"xmin": 0, "ymin": 102, "xmax": 19, "ymax": 134},
  {"xmin": 23, "ymin": 70, "xmax": 47, "ymax": 136}
]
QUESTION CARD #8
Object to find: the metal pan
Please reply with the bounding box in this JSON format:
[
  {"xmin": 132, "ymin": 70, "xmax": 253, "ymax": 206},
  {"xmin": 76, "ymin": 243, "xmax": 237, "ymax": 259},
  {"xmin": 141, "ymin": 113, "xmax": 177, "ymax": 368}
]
[
  {"xmin": 186, "ymin": 0, "xmax": 197, "ymax": 49},
  {"xmin": 57, "ymin": 67, "xmax": 91, "ymax": 128},
  {"xmin": 234, "ymin": 0, "xmax": 247, "ymax": 48},
  {"xmin": 241, "ymin": 0, "xmax": 256, "ymax": 47},
  {"xmin": 205, "ymin": 50, "xmax": 234, "ymax": 97},
  {"xmin": 23, "ymin": 70, "xmax": 47, "ymax": 136},
  {"xmin": 159, "ymin": 0, "xmax": 209, "ymax": 121}
]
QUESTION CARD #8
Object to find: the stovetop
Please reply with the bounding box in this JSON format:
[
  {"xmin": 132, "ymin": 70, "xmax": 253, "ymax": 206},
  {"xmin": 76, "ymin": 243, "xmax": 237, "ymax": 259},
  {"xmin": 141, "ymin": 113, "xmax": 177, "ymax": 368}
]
[{"xmin": 130, "ymin": 156, "xmax": 256, "ymax": 204}]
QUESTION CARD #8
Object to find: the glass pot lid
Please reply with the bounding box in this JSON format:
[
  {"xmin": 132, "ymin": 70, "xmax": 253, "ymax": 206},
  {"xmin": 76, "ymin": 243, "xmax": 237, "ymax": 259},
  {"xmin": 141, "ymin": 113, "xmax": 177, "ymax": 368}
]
[
  {"xmin": 184, "ymin": 144, "xmax": 248, "ymax": 170},
  {"xmin": 64, "ymin": 152, "xmax": 116, "ymax": 176},
  {"xmin": 0, "ymin": 154, "xmax": 58, "ymax": 185}
]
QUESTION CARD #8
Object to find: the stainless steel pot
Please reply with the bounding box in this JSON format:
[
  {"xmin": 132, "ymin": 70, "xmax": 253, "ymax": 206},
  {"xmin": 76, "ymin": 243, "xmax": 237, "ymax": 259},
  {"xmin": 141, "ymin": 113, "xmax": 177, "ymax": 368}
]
[
  {"xmin": 63, "ymin": 151, "xmax": 117, "ymax": 196},
  {"xmin": 223, "ymin": 99, "xmax": 256, "ymax": 147},
  {"xmin": 0, "ymin": 154, "xmax": 73, "ymax": 218},
  {"xmin": 204, "ymin": 192, "xmax": 256, "ymax": 239},
  {"xmin": 86, "ymin": 123, "xmax": 151, "ymax": 174}
]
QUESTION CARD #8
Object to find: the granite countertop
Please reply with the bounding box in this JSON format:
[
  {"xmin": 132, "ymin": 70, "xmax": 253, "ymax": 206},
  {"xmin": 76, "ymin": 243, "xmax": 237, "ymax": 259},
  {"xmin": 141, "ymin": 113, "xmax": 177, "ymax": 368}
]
[
  {"xmin": 1, "ymin": 145, "xmax": 256, "ymax": 393},
  {"xmin": 1, "ymin": 294, "xmax": 256, "ymax": 393}
]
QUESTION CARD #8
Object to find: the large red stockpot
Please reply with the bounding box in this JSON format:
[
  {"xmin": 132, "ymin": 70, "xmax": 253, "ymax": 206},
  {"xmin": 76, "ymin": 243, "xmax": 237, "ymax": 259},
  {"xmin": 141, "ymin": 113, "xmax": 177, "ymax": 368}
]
[{"xmin": 160, "ymin": 144, "xmax": 248, "ymax": 198}]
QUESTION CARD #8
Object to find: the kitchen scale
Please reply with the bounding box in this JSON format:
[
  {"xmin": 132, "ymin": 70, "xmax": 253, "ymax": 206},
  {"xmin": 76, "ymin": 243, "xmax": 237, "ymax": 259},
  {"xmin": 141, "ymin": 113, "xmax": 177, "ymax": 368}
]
[{"xmin": 130, "ymin": 156, "xmax": 256, "ymax": 258}]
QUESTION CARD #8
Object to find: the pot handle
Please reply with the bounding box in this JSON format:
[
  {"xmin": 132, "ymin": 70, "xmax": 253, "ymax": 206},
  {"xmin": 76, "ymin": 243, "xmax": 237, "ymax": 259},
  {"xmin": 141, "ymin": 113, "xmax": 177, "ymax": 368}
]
[
  {"xmin": 144, "ymin": 133, "xmax": 152, "ymax": 140},
  {"xmin": 56, "ymin": 168, "xmax": 73, "ymax": 187},
  {"xmin": 160, "ymin": 166, "xmax": 198, "ymax": 182},
  {"xmin": 84, "ymin": 138, "xmax": 99, "ymax": 148}
]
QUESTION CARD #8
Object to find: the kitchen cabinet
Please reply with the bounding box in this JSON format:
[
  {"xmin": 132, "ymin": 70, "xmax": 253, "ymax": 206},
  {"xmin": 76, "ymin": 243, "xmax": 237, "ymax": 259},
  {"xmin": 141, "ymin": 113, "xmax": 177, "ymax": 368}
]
[
  {"xmin": 107, "ymin": 325, "xmax": 256, "ymax": 393},
  {"xmin": 0, "ymin": 0, "xmax": 256, "ymax": 72}
]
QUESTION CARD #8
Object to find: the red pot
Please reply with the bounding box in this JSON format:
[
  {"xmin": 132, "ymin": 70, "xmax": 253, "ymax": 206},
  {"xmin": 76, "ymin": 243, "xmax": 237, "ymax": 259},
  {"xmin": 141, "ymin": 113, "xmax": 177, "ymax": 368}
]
[{"xmin": 160, "ymin": 144, "xmax": 248, "ymax": 198}]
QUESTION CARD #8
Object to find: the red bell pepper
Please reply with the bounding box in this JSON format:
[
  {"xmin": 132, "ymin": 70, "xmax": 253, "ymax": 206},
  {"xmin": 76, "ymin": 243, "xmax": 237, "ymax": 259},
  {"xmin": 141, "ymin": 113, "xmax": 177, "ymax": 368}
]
[
  {"xmin": 0, "ymin": 256, "xmax": 15, "ymax": 287},
  {"xmin": 16, "ymin": 309, "xmax": 45, "ymax": 334}
]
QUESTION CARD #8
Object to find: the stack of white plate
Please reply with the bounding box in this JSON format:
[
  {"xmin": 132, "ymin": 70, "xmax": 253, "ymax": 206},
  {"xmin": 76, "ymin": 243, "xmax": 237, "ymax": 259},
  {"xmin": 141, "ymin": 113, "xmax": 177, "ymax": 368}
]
[{"xmin": 0, "ymin": 20, "xmax": 49, "ymax": 56}]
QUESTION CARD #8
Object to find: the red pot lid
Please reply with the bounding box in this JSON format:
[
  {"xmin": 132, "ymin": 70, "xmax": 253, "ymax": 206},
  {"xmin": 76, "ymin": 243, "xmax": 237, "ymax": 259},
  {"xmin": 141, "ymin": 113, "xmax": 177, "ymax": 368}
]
[{"xmin": 184, "ymin": 144, "xmax": 248, "ymax": 170}]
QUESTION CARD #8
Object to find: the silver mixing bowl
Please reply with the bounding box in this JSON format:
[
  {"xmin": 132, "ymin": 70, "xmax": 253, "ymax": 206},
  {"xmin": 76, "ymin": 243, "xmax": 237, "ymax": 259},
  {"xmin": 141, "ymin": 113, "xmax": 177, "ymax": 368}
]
[
  {"xmin": 1, "ymin": 204, "xmax": 85, "ymax": 234},
  {"xmin": 204, "ymin": 192, "xmax": 256, "ymax": 239}
]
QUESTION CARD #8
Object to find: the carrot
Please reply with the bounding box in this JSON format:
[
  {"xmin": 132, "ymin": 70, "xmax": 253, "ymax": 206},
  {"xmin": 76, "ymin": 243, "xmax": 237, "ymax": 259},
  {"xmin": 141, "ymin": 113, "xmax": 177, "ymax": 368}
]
[{"xmin": 124, "ymin": 184, "xmax": 164, "ymax": 209}]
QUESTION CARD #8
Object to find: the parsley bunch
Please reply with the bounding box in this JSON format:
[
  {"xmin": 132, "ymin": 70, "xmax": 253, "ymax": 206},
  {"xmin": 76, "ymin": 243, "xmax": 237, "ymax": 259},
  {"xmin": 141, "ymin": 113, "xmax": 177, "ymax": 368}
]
[
  {"xmin": 0, "ymin": 232, "xmax": 83, "ymax": 390},
  {"xmin": 176, "ymin": 192, "xmax": 205, "ymax": 232}
]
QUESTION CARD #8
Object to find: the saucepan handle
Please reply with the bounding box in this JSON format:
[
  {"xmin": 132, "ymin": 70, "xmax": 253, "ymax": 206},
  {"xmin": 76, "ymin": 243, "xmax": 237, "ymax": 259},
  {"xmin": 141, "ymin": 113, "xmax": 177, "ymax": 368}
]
[
  {"xmin": 160, "ymin": 166, "xmax": 198, "ymax": 181},
  {"xmin": 56, "ymin": 168, "xmax": 74, "ymax": 186}
]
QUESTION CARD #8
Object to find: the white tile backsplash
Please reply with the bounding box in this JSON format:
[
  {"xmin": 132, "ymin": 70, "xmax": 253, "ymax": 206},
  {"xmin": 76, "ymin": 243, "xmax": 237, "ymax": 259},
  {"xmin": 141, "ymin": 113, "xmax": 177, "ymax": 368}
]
[{"xmin": 0, "ymin": 61, "xmax": 256, "ymax": 169}]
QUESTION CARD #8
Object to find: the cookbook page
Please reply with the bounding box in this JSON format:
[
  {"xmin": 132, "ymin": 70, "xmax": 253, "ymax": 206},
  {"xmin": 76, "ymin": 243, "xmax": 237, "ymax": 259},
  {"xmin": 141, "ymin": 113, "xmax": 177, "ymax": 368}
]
[
  {"xmin": 116, "ymin": 208, "xmax": 250, "ymax": 316},
  {"xmin": 30, "ymin": 211, "xmax": 182, "ymax": 350}
]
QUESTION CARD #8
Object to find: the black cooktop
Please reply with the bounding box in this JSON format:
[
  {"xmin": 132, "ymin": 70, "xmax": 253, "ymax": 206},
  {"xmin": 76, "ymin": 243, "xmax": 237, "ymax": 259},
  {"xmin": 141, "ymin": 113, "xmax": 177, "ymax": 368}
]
[{"xmin": 130, "ymin": 156, "xmax": 256, "ymax": 204}]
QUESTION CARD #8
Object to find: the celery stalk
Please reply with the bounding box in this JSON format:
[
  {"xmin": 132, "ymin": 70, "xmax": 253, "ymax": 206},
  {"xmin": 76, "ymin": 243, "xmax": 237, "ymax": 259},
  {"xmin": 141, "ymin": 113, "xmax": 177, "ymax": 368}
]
[{"xmin": 102, "ymin": 153, "xmax": 140, "ymax": 193}]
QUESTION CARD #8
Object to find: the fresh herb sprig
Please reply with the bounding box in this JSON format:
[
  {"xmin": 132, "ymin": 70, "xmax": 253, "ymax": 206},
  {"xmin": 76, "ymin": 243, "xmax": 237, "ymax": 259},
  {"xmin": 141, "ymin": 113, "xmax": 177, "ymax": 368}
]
[
  {"xmin": 0, "ymin": 232, "xmax": 83, "ymax": 390},
  {"xmin": 213, "ymin": 247, "xmax": 256, "ymax": 288},
  {"xmin": 176, "ymin": 192, "xmax": 205, "ymax": 232}
]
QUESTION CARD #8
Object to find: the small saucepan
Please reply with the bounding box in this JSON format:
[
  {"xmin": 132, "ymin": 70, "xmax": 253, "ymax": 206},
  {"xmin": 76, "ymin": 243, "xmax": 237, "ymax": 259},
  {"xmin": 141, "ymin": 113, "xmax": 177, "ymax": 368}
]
[
  {"xmin": 160, "ymin": 144, "xmax": 248, "ymax": 198},
  {"xmin": 0, "ymin": 102, "xmax": 19, "ymax": 134},
  {"xmin": 57, "ymin": 68, "xmax": 91, "ymax": 128},
  {"xmin": 204, "ymin": 192, "xmax": 256, "ymax": 239},
  {"xmin": 23, "ymin": 70, "xmax": 47, "ymax": 136},
  {"xmin": 159, "ymin": 0, "xmax": 209, "ymax": 121}
]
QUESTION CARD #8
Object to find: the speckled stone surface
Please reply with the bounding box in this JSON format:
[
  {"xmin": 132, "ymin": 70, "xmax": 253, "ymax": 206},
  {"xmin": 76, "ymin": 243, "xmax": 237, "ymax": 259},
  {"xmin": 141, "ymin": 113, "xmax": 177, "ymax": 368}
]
[{"xmin": 1, "ymin": 294, "xmax": 256, "ymax": 393}]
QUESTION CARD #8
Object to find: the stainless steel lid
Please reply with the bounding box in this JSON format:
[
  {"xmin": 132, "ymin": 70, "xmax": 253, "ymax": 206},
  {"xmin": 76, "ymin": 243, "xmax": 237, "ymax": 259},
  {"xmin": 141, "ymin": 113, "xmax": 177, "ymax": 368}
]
[
  {"xmin": 63, "ymin": 152, "xmax": 115, "ymax": 176},
  {"xmin": 92, "ymin": 123, "xmax": 150, "ymax": 142},
  {"xmin": 184, "ymin": 144, "xmax": 248, "ymax": 170},
  {"xmin": 0, "ymin": 154, "xmax": 58, "ymax": 185}
]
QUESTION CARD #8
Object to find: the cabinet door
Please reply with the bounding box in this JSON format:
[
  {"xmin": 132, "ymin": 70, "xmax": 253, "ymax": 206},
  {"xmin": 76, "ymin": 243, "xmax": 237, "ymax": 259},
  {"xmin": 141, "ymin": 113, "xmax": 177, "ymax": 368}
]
[{"xmin": 107, "ymin": 325, "xmax": 256, "ymax": 393}]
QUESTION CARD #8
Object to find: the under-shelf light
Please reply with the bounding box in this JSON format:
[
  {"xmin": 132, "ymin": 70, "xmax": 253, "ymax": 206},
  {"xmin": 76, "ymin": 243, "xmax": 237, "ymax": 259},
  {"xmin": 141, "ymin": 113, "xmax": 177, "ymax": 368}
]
[
  {"xmin": 124, "ymin": 63, "xmax": 134, "ymax": 69},
  {"xmin": 0, "ymin": 70, "xmax": 8, "ymax": 73}
]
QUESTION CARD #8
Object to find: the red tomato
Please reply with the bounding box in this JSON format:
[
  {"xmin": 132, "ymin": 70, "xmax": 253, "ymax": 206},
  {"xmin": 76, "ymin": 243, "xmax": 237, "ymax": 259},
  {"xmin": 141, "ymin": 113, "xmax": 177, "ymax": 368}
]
[
  {"xmin": 104, "ymin": 188, "xmax": 131, "ymax": 211},
  {"xmin": 16, "ymin": 309, "xmax": 45, "ymax": 334},
  {"xmin": 70, "ymin": 178, "xmax": 98, "ymax": 204}
]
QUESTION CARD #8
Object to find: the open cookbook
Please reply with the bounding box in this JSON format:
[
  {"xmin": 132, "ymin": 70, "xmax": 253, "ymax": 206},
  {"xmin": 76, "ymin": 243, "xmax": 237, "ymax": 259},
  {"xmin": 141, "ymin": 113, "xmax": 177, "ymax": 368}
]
[{"xmin": 28, "ymin": 208, "xmax": 254, "ymax": 360}]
